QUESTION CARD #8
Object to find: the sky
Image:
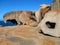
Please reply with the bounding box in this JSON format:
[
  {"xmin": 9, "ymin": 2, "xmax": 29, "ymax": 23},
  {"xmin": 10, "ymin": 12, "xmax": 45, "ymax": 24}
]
[{"xmin": 0, "ymin": 0, "xmax": 52, "ymax": 20}]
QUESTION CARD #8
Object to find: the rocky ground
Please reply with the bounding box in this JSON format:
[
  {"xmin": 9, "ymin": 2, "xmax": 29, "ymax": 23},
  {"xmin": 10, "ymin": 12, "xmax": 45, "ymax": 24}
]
[{"xmin": 0, "ymin": 25, "xmax": 60, "ymax": 45}]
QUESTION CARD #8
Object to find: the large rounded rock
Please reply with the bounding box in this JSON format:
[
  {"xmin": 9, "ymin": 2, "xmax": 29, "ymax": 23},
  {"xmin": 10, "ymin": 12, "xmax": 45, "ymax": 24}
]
[{"xmin": 38, "ymin": 10, "xmax": 60, "ymax": 37}]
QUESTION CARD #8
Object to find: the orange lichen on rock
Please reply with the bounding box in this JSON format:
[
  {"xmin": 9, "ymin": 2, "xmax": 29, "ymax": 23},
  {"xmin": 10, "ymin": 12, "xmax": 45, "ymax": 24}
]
[{"xmin": 49, "ymin": 10, "xmax": 60, "ymax": 12}]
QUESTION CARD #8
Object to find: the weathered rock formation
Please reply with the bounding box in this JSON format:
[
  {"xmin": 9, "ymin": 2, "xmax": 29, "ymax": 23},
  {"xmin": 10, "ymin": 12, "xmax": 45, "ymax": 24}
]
[
  {"xmin": 51, "ymin": 0, "xmax": 60, "ymax": 10},
  {"xmin": 3, "ymin": 11, "xmax": 38, "ymax": 26}
]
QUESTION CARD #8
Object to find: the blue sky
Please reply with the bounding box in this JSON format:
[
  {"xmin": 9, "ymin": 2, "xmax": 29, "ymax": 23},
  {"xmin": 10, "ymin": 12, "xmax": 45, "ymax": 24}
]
[{"xmin": 0, "ymin": 0, "xmax": 52, "ymax": 20}]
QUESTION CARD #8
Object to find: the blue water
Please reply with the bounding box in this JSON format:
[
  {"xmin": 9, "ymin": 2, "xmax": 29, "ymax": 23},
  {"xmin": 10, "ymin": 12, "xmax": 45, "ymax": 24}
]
[{"xmin": 0, "ymin": 20, "xmax": 16, "ymax": 26}]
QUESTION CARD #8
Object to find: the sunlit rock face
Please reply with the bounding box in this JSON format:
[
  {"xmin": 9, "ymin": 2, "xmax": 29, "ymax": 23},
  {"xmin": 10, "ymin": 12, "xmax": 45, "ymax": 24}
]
[
  {"xmin": 38, "ymin": 10, "xmax": 60, "ymax": 37},
  {"xmin": 35, "ymin": 4, "xmax": 51, "ymax": 23}
]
